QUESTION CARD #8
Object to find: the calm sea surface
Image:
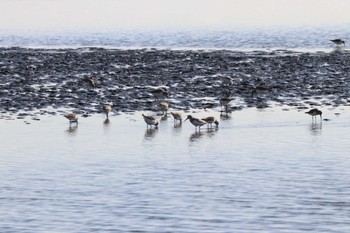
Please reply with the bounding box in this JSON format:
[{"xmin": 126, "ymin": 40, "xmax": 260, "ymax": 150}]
[
  {"xmin": 0, "ymin": 25, "xmax": 349, "ymax": 50},
  {"xmin": 1, "ymin": 106, "xmax": 350, "ymax": 232}
]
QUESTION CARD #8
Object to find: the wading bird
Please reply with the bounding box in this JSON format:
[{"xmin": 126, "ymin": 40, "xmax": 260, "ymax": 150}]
[
  {"xmin": 159, "ymin": 102, "xmax": 170, "ymax": 116},
  {"xmin": 330, "ymin": 39, "xmax": 345, "ymax": 47},
  {"xmin": 103, "ymin": 104, "xmax": 112, "ymax": 119},
  {"xmin": 220, "ymin": 96, "xmax": 234, "ymax": 112},
  {"xmin": 201, "ymin": 116, "xmax": 219, "ymax": 128},
  {"xmin": 170, "ymin": 112, "xmax": 182, "ymax": 123},
  {"xmin": 64, "ymin": 113, "xmax": 78, "ymax": 124},
  {"xmin": 185, "ymin": 115, "xmax": 207, "ymax": 131},
  {"xmin": 305, "ymin": 108, "xmax": 322, "ymax": 121},
  {"xmin": 142, "ymin": 114, "xmax": 159, "ymax": 128}
]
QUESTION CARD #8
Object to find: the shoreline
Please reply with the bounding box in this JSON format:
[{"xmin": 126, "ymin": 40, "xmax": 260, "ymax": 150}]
[{"xmin": 0, "ymin": 47, "xmax": 349, "ymax": 121}]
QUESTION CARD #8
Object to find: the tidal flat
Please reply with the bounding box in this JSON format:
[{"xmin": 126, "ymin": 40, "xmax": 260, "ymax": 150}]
[
  {"xmin": 0, "ymin": 47, "xmax": 350, "ymax": 121},
  {"xmin": 1, "ymin": 47, "xmax": 350, "ymax": 232}
]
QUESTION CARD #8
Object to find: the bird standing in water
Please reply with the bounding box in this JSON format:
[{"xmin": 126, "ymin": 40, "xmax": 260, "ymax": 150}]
[
  {"xmin": 64, "ymin": 113, "xmax": 78, "ymax": 124},
  {"xmin": 185, "ymin": 115, "xmax": 207, "ymax": 131},
  {"xmin": 103, "ymin": 104, "xmax": 112, "ymax": 119},
  {"xmin": 170, "ymin": 112, "xmax": 182, "ymax": 123},
  {"xmin": 201, "ymin": 116, "xmax": 219, "ymax": 128},
  {"xmin": 142, "ymin": 114, "xmax": 159, "ymax": 128},
  {"xmin": 159, "ymin": 102, "xmax": 170, "ymax": 116},
  {"xmin": 330, "ymin": 39, "xmax": 345, "ymax": 47},
  {"xmin": 305, "ymin": 108, "xmax": 322, "ymax": 121}
]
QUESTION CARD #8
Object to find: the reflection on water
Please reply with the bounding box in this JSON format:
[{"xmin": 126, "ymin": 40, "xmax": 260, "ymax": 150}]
[
  {"xmin": 309, "ymin": 122, "xmax": 322, "ymax": 136},
  {"xmin": 1, "ymin": 107, "xmax": 350, "ymax": 232},
  {"xmin": 103, "ymin": 118, "xmax": 110, "ymax": 125},
  {"xmin": 144, "ymin": 128, "xmax": 158, "ymax": 140},
  {"xmin": 189, "ymin": 131, "xmax": 204, "ymax": 142},
  {"xmin": 220, "ymin": 111, "xmax": 232, "ymax": 121},
  {"xmin": 161, "ymin": 115, "xmax": 168, "ymax": 121},
  {"xmin": 173, "ymin": 121, "xmax": 182, "ymax": 128},
  {"xmin": 65, "ymin": 124, "xmax": 78, "ymax": 135},
  {"xmin": 189, "ymin": 128, "xmax": 219, "ymax": 142},
  {"xmin": 206, "ymin": 127, "xmax": 219, "ymax": 138}
]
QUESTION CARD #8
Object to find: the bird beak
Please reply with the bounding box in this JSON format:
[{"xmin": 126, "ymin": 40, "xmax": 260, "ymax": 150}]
[{"xmin": 184, "ymin": 117, "xmax": 189, "ymax": 122}]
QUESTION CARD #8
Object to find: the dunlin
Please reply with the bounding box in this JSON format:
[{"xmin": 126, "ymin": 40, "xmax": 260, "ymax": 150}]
[
  {"xmin": 220, "ymin": 96, "xmax": 233, "ymax": 112},
  {"xmin": 142, "ymin": 114, "xmax": 159, "ymax": 128},
  {"xmin": 185, "ymin": 115, "xmax": 207, "ymax": 130},
  {"xmin": 305, "ymin": 108, "xmax": 322, "ymax": 121},
  {"xmin": 103, "ymin": 104, "xmax": 112, "ymax": 119},
  {"xmin": 170, "ymin": 112, "xmax": 182, "ymax": 123},
  {"xmin": 64, "ymin": 113, "xmax": 78, "ymax": 124},
  {"xmin": 159, "ymin": 102, "xmax": 170, "ymax": 115},
  {"xmin": 201, "ymin": 116, "xmax": 219, "ymax": 128},
  {"xmin": 330, "ymin": 39, "xmax": 345, "ymax": 46}
]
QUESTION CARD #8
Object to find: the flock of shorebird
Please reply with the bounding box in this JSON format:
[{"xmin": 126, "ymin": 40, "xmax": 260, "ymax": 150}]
[
  {"xmin": 64, "ymin": 87, "xmax": 323, "ymax": 131},
  {"xmin": 63, "ymin": 38, "xmax": 344, "ymax": 129}
]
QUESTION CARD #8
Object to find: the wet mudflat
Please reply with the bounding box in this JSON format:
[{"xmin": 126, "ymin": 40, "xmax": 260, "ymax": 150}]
[{"xmin": 0, "ymin": 47, "xmax": 350, "ymax": 121}]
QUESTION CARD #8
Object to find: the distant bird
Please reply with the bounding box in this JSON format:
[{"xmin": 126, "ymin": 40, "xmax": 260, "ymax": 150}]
[
  {"xmin": 330, "ymin": 39, "xmax": 345, "ymax": 46},
  {"xmin": 142, "ymin": 114, "xmax": 159, "ymax": 128},
  {"xmin": 185, "ymin": 115, "xmax": 207, "ymax": 130},
  {"xmin": 84, "ymin": 76, "xmax": 96, "ymax": 88},
  {"xmin": 64, "ymin": 113, "xmax": 78, "ymax": 124},
  {"xmin": 201, "ymin": 116, "xmax": 219, "ymax": 128},
  {"xmin": 150, "ymin": 87, "xmax": 169, "ymax": 101},
  {"xmin": 103, "ymin": 104, "xmax": 112, "ymax": 119},
  {"xmin": 159, "ymin": 102, "xmax": 170, "ymax": 115},
  {"xmin": 305, "ymin": 108, "xmax": 322, "ymax": 121},
  {"xmin": 170, "ymin": 112, "xmax": 182, "ymax": 123}
]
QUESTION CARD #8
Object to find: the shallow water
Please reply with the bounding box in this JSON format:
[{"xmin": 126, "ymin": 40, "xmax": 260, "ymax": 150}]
[{"xmin": 1, "ymin": 106, "xmax": 350, "ymax": 232}]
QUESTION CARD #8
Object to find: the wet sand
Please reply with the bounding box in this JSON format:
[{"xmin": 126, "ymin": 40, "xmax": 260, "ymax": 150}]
[{"xmin": 0, "ymin": 47, "xmax": 349, "ymax": 121}]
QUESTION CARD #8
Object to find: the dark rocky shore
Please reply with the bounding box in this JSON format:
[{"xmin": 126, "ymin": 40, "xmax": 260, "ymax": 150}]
[{"xmin": 0, "ymin": 47, "xmax": 349, "ymax": 120}]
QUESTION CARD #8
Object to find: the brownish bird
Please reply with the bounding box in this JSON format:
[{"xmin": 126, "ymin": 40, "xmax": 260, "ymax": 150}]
[
  {"xmin": 103, "ymin": 104, "xmax": 112, "ymax": 119},
  {"xmin": 159, "ymin": 102, "xmax": 170, "ymax": 115},
  {"xmin": 201, "ymin": 116, "xmax": 219, "ymax": 128},
  {"xmin": 142, "ymin": 114, "xmax": 159, "ymax": 128},
  {"xmin": 170, "ymin": 112, "xmax": 182, "ymax": 123},
  {"xmin": 305, "ymin": 108, "xmax": 322, "ymax": 121},
  {"xmin": 185, "ymin": 115, "xmax": 207, "ymax": 130},
  {"xmin": 64, "ymin": 113, "xmax": 78, "ymax": 124}
]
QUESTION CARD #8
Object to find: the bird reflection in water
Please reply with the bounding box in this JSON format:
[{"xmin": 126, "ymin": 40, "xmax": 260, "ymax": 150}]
[
  {"xmin": 220, "ymin": 111, "xmax": 232, "ymax": 120},
  {"xmin": 66, "ymin": 124, "xmax": 78, "ymax": 136},
  {"xmin": 189, "ymin": 127, "xmax": 218, "ymax": 142},
  {"xmin": 173, "ymin": 121, "xmax": 182, "ymax": 128},
  {"xmin": 309, "ymin": 121, "xmax": 322, "ymax": 136},
  {"xmin": 103, "ymin": 118, "xmax": 111, "ymax": 126},
  {"xmin": 161, "ymin": 114, "xmax": 168, "ymax": 121},
  {"xmin": 144, "ymin": 128, "xmax": 158, "ymax": 140},
  {"xmin": 189, "ymin": 131, "xmax": 204, "ymax": 142}
]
